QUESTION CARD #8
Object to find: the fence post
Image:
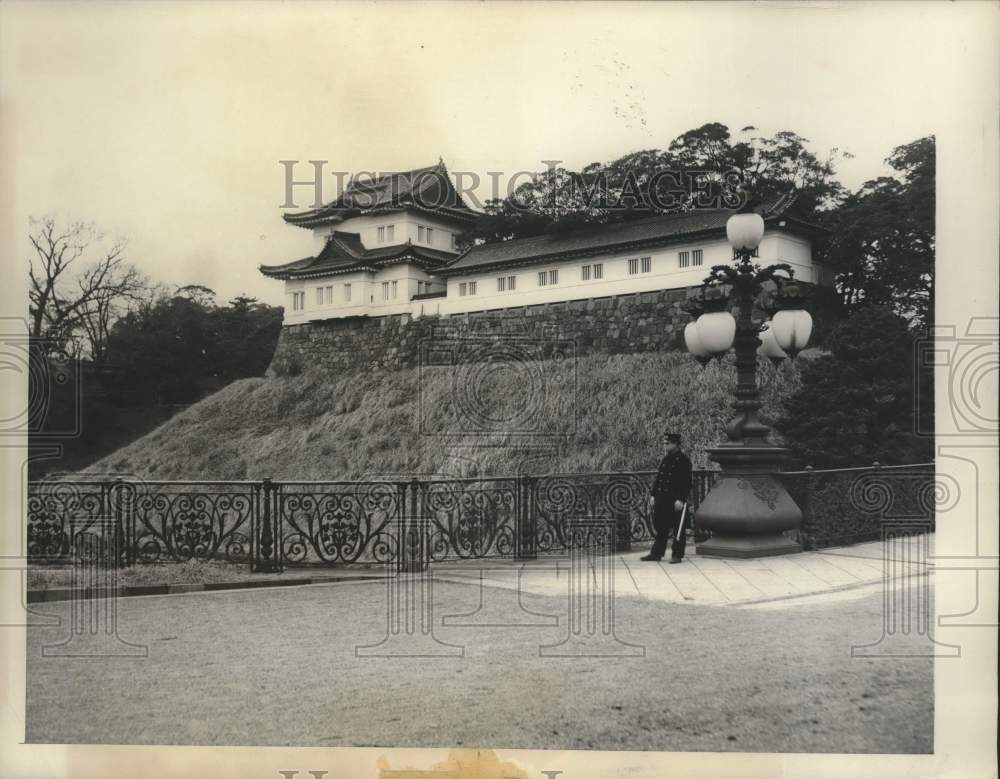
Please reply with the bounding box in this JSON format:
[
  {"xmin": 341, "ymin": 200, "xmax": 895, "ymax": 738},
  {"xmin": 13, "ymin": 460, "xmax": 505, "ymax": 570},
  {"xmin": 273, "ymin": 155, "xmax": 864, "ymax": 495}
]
[
  {"xmin": 255, "ymin": 477, "xmax": 280, "ymax": 573},
  {"xmin": 400, "ymin": 478, "xmax": 426, "ymax": 573},
  {"xmin": 108, "ymin": 480, "xmax": 134, "ymax": 569},
  {"xmin": 515, "ymin": 475, "xmax": 537, "ymax": 560},
  {"xmin": 800, "ymin": 465, "xmax": 815, "ymax": 550}
]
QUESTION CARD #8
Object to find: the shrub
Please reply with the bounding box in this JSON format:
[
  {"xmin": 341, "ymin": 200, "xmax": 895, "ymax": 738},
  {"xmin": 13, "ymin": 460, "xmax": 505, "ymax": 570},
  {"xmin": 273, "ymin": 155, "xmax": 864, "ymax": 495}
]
[{"xmin": 774, "ymin": 306, "xmax": 932, "ymax": 468}]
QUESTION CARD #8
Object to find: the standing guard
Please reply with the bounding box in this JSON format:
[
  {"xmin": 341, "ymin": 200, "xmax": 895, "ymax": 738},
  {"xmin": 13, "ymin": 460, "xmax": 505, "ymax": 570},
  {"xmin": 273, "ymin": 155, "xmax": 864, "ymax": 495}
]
[{"xmin": 641, "ymin": 431, "xmax": 693, "ymax": 563}]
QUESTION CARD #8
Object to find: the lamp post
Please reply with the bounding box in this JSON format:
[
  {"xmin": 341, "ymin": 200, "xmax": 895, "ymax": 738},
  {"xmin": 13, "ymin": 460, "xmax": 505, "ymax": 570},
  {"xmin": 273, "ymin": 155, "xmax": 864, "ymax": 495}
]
[{"xmin": 683, "ymin": 209, "xmax": 813, "ymax": 558}]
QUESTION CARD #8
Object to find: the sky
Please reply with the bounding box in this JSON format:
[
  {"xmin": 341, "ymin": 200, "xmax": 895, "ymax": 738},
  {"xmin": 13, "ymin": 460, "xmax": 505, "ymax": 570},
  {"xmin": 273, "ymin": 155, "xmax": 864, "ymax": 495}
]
[{"xmin": 0, "ymin": 1, "xmax": 986, "ymax": 308}]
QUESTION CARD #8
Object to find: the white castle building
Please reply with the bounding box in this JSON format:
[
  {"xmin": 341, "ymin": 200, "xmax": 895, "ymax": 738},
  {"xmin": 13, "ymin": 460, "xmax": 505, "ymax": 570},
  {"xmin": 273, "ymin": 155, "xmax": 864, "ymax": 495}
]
[{"xmin": 260, "ymin": 161, "xmax": 832, "ymax": 325}]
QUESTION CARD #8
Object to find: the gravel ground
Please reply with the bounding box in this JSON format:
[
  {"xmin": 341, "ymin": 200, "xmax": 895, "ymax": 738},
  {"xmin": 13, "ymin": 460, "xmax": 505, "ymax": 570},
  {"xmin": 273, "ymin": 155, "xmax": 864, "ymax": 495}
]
[{"xmin": 25, "ymin": 578, "xmax": 932, "ymax": 752}]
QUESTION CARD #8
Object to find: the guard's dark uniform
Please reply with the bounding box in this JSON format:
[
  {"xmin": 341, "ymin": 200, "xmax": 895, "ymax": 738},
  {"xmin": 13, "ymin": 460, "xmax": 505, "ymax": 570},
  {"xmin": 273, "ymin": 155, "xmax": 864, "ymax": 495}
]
[{"xmin": 649, "ymin": 449, "xmax": 693, "ymax": 560}]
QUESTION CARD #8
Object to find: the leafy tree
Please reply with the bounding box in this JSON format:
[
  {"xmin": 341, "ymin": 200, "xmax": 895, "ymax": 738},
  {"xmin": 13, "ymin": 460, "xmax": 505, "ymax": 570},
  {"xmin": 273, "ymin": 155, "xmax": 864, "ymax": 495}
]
[
  {"xmin": 104, "ymin": 290, "xmax": 282, "ymax": 404},
  {"xmin": 460, "ymin": 123, "xmax": 849, "ymax": 246},
  {"xmin": 668, "ymin": 123, "xmax": 849, "ymax": 212},
  {"xmin": 818, "ymin": 136, "xmax": 934, "ymax": 327},
  {"xmin": 774, "ymin": 306, "xmax": 933, "ymax": 468}
]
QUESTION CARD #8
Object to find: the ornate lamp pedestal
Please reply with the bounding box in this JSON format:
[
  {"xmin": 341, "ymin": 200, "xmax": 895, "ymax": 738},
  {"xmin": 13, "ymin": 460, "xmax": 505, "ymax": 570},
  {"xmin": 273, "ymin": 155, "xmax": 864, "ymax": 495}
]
[
  {"xmin": 684, "ymin": 207, "xmax": 814, "ymax": 559},
  {"xmin": 695, "ymin": 445, "xmax": 802, "ymax": 558}
]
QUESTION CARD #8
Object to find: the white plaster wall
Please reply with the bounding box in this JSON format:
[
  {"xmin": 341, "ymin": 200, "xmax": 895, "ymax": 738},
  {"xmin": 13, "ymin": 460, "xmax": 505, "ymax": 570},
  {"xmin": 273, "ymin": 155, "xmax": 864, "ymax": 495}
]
[
  {"xmin": 277, "ymin": 228, "xmax": 817, "ymax": 324},
  {"xmin": 280, "ymin": 263, "xmax": 444, "ymax": 324},
  {"xmin": 762, "ymin": 232, "xmax": 815, "ymax": 283},
  {"xmin": 436, "ymin": 238, "xmax": 725, "ymax": 316},
  {"xmin": 311, "ymin": 211, "xmax": 463, "ymax": 253},
  {"xmin": 435, "ymin": 229, "xmax": 815, "ymax": 316}
]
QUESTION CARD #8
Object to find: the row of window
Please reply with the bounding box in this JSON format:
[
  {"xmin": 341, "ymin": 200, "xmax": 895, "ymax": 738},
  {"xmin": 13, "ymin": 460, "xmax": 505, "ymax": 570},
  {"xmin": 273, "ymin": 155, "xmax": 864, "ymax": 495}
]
[
  {"xmin": 627, "ymin": 256, "xmax": 652, "ymax": 274},
  {"xmin": 381, "ymin": 280, "xmax": 399, "ymax": 301},
  {"xmin": 486, "ymin": 250, "xmax": 700, "ymax": 295},
  {"xmin": 678, "ymin": 249, "xmax": 704, "ymax": 268},
  {"xmin": 375, "ymin": 223, "xmax": 459, "ymax": 250},
  {"xmin": 292, "ymin": 249, "xmax": 706, "ymax": 309},
  {"xmin": 296, "ymin": 280, "xmax": 445, "ymax": 310},
  {"xmin": 295, "ymin": 284, "xmax": 353, "ymax": 310}
]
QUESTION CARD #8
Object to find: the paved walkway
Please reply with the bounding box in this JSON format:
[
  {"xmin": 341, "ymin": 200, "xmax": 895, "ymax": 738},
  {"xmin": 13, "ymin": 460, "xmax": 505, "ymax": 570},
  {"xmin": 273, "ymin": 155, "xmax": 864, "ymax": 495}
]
[{"xmin": 432, "ymin": 537, "xmax": 930, "ymax": 608}]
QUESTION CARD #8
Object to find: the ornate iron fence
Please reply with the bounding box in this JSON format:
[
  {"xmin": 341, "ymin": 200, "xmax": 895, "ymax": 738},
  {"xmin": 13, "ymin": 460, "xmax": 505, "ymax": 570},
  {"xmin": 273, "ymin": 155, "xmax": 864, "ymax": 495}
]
[
  {"xmin": 28, "ymin": 465, "xmax": 934, "ymax": 567},
  {"xmin": 271, "ymin": 480, "xmax": 401, "ymax": 567},
  {"xmin": 26, "ymin": 479, "xmax": 255, "ymax": 565}
]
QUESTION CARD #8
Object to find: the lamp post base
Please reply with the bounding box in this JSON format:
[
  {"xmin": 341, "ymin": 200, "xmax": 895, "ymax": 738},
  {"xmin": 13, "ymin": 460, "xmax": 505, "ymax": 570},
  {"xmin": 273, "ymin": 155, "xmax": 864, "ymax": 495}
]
[
  {"xmin": 694, "ymin": 445, "xmax": 804, "ymax": 560},
  {"xmin": 696, "ymin": 532, "xmax": 801, "ymax": 559}
]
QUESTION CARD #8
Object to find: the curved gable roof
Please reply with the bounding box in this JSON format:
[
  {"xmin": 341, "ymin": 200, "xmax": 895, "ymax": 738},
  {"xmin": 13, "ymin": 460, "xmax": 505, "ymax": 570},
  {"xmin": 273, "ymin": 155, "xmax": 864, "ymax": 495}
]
[{"xmin": 282, "ymin": 160, "xmax": 477, "ymax": 228}]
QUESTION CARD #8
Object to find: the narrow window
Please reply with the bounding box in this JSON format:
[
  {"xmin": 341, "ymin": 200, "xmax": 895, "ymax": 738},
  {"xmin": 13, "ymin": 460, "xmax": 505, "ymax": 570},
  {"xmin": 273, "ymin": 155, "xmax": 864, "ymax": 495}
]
[
  {"xmin": 628, "ymin": 258, "xmax": 639, "ymax": 275},
  {"xmin": 549, "ymin": 269, "xmax": 558, "ymax": 285},
  {"xmin": 316, "ymin": 287, "xmax": 323, "ymax": 305},
  {"xmin": 426, "ymin": 227, "xmax": 434, "ymax": 245},
  {"xmin": 344, "ymin": 283, "xmax": 352, "ymax": 302},
  {"xmin": 497, "ymin": 277, "xmax": 506, "ymax": 292},
  {"xmin": 377, "ymin": 226, "xmax": 385, "ymax": 242},
  {"xmin": 641, "ymin": 256, "xmax": 651, "ymax": 273},
  {"xmin": 382, "ymin": 281, "xmax": 390, "ymax": 300},
  {"xmin": 594, "ymin": 263, "xmax": 604, "ymax": 279},
  {"xmin": 679, "ymin": 251, "xmax": 690, "ymax": 268},
  {"xmin": 459, "ymin": 282, "xmax": 467, "ymax": 296},
  {"xmin": 582, "ymin": 265, "xmax": 591, "ymax": 281},
  {"xmin": 417, "ymin": 281, "xmax": 424, "ymax": 295},
  {"xmin": 386, "ymin": 225, "xmax": 395, "ymax": 242},
  {"xmin": 326, "ymin": 285, "xmax": 333, "ymax": 303},
  {"xmin": 469, "ymin": 281, "xmax": 477, "ymax": 295},
  {"xmin": 392, "ymin": 280, "xmax": 398, "ymax": 299},
  {"xmin": 692, "ymin": 249, "xmax": 703, "ymax": 266},
  {"xmin": 418, "ymin": 225, "xmax": 425, "ymax": 242},
  {"xmin": 508, "ymin": 275, "xmax": 516, "ymax": 290},
  {"xmin": 538, "ymin": 271, "xmax": 547, "ymax": 286}
]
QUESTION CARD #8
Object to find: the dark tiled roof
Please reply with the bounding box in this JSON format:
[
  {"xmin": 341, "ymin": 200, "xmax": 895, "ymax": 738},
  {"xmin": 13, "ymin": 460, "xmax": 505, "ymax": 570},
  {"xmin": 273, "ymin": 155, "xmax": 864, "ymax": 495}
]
[
  {"xmin": 440, "ymin": 194, "xmax": 826, "ymax": 276},
  {"xmin": 283, "ymin": 160, "xmax": 477, "ymax": 228},
  {"xmin": 259, "ymin": 233, "xmax": 456, "ymax": 279}
]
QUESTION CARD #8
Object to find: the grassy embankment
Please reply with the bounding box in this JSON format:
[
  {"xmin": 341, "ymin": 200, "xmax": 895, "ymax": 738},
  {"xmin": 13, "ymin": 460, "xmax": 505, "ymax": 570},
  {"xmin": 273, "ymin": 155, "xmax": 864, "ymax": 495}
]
[{"xmin": 86, "ymin": 350, "xmax": 810, "ymax": 481}]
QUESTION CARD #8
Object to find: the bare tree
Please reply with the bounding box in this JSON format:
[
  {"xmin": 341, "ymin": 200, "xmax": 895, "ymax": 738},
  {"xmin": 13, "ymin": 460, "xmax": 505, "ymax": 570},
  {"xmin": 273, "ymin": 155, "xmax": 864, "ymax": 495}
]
[{"xmin": 28, "ymin": 216, "xmax": 149, "ymax": 360}]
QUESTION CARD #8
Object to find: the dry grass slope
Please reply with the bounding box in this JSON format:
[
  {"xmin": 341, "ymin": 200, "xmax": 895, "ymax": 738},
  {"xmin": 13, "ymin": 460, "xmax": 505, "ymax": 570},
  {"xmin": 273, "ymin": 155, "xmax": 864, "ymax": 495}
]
[{"xmin": 87, "ymin": 351, "xmax": 810, "ymax": 480}]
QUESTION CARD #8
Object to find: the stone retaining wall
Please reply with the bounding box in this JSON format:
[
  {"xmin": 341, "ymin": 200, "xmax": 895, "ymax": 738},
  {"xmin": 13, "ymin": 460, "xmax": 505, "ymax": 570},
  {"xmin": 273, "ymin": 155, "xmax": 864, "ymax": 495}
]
[{"xmin": 267, "ymin": 287, "xmax": 697, "ymax": 376}]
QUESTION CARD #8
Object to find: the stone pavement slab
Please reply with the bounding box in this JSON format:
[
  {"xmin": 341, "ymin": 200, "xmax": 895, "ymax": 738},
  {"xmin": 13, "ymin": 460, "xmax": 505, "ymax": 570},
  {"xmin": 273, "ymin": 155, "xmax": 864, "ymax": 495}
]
[{"xmin": 432, "ymin": 536, "xmax": 934, "ymax": 609}]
